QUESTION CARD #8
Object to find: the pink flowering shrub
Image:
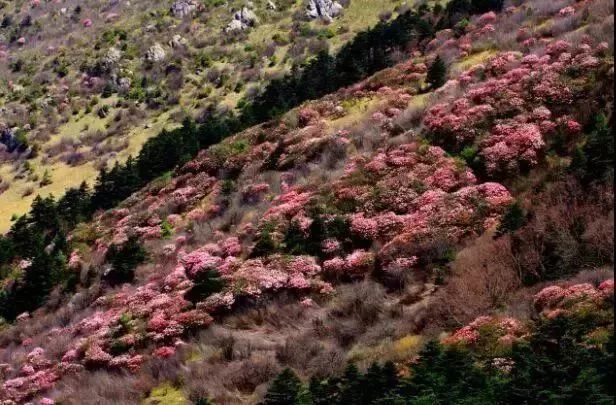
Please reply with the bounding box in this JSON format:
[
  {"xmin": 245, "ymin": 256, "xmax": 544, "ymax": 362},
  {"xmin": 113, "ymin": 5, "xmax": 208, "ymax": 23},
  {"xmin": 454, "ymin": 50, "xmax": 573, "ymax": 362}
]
[
  {"xmin": 534, "ymin": 280, "xmax": 613, "ymax": 314},
  {"xmin": 68, "ymin": 251, "xmax": 82, "ymax": 270},
  {"xmin": 350, "ymin": 213, "xmax": 378, "ymax": 240},
  {"xmin": 180, "ymin": 249, "xmax": 223, "ymax": 278},
  {"xmin": 481, "ymin": 123, "xmax": 544, "ymax": 174},
  {"xmin": 444, "ymin": 316, "xmax": 525, "ymax": 346},
  {"xmin": 109, "ymin": 354, "xmax": 144, "ymax": 373},
  {"xmin": 263, "ymin": 189, "xmax": 312, "ymax": 221},
  {"xmin": 323, "ymin": 250, "xmax": 375, "ymax": 278},
  {"xmin": 84, "ymin": 343, "xmax": 113, "ymax": 367},
  {"xmin": 558, "ymin": 6, "xmax": 575, "ymax": 17},
  {"xmin": 2, "ymin": 369, "xmax": 59, "ymax": 402},
  {"xmin": 221, "ymin": 237, "xmax": 242, "ymax": 257},
  {"xmin": 242, "ymin": 183, "xmax": 270, "ymax": 203},
  {"xmin": 153, "ymin": 346, "xmax": 176, "ymax": 358}
]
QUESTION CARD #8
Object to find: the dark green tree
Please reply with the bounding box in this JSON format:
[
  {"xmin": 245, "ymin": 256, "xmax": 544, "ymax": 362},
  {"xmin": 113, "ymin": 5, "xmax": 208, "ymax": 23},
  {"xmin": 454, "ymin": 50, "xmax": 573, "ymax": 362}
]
[
  {"xmin": 426, "ymin": 55, "xmax": 447, "ymax": 89},
  {"xmin": 263, "ymin": 368, "xmax": 303, "ymax": 405},
  {"xmin": 184, "ymin": 269, "xmax": 225, "ymax": 304},
  {"xmin": 570, "ymin": 114, "xmax": 614, "ymax": 185},
  {"xmin": 104, "ymin": 235, "xmax": 147, "ymax": 286},
  {"xmin": 308, "ymin": 376, "xmax": 341, "ymax": 405},
  {"xmin": 496, "ymin": 202, "xmax": 526, "ymax": 236},
  {"xmin": 58, "ymin": 181, "xmax": 92, "ymax": 227},
  {"xmin": 339, "ymin": 363, "xmax": 363, "ymax": 404}
]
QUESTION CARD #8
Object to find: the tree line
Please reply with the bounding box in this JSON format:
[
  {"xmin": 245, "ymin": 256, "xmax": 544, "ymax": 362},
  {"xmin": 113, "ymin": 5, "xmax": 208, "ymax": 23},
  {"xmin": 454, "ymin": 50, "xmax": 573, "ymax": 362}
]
[{"xmin": 263, "ymin": 313, "xmax": 614, "ymax": 404}]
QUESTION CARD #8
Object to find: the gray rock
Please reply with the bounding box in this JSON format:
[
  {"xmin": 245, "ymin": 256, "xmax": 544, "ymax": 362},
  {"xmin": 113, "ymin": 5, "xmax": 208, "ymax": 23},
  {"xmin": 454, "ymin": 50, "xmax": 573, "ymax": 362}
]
[
  {"xmin": 225, "ymin": 7, "xmax": 259, "ymax": 33},
  {"xmin": 0, "ymin": 125, "xmax": 27, "ymax": 153},
  {"xmin": 118, "ymin": 77, "xmax": 132, "ymax": 91},
  {"xmin": 103, "ymin": 47, "xmax": 122, "ymax": 67},
  {"xmin": 171, "ymin": 0, "xmax": 200, "ymax": 18},
  {"xmin": 145, "ymin": 43, "xmax": 166, "ymax": 63},
  {"xmin": 169, "ymin": 34, "xmax": 187, "ymax": 48},
  {"xmin": 306, "ymin": 0, "xmax": 343, "ymax": 21}
]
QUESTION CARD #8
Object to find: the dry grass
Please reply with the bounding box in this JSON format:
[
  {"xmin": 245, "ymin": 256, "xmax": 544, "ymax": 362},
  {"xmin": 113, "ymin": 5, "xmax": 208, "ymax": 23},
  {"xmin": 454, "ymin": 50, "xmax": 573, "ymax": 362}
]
[{"xmin": 430, "ymin": 234, "xmax": 521, "ymax": 327}]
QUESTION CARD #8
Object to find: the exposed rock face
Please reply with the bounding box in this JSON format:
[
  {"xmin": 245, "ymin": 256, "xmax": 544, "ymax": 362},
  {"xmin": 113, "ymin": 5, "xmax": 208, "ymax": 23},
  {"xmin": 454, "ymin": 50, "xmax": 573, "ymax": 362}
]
[
  {"xmin": 171, "ymin": 0, "xmax": 200, "ymax": 18},
  {"xmin": 118, "ymin": 77, "xmax": 132, "ymax": 92},
  {"xmin": 306, "ymin": 0, "xmax": 343, "ymax": 21},
  {"xmin": 145, "ymin": 43, "xmax": 166, "ymax": 63},
  {"xmin": 225, "ymin": 7, "xmax": 259, "ymax": 33},
  {"xmin": 103, "ymin": 47, "xmax": 122, "ymax": 68},
  {"xmin": 169, "ymin": 34, "xmax": 187, "ymax": 48},
  {"xmin": 0, "ymin": 125, "xmax": 27, "ymax": 154}
]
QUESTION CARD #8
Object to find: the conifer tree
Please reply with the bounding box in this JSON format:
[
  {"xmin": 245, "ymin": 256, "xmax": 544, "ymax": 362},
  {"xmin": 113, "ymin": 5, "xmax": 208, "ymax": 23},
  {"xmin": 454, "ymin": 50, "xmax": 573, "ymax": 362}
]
[
  {"xmin": 185, "ymin": 269, "xmax": 225, "ymax": 303},
  {"xmin": 427, "ymin": 55, "xmax": 447, "ymax": 89},
  {"xmin": 104, "ymin": 235, "xmax": 147, "ymax": 286},
  {"xmin": 339, "ymin": 363, "xmax": 362, "ymax": 404},
  {"xmin": 263, "ymin": 368, "xmax": 303, "ymax": 405}
]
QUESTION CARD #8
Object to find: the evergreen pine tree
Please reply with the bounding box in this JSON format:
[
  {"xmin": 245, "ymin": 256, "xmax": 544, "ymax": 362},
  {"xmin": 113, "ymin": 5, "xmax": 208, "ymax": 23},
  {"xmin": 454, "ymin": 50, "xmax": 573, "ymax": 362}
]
[
  {"xmin": 426, "ymin": 55, "xmax": 447, "ymax": 89},
  {"xmin": 496, "ymin": 202, "xmax": 526, "ymax": 236},
  {"xmin": 104, "ymin": 235, "xmax": 147, "ymax": 286},
  {"xmin": 361, "ymin": 363, "xmax": 386, "ymax": 403},
  {"xmin": 573, "ymin": 114, "xmax": 614, "ymax": 184},
  {"xmin": 184, "ymin": 269, "xmax": 225, "ymax": 303},
  {"xmin": 339, "ymin": 363, "xmax": 362, "ymax": 404},
  {"xmin": 381, "ymin": 361, "xmax": 399, "ymax": 392},
  {"xmin": 308, "ymin": 376, "xmax": 340, "ymax": 405},
  {"xmin": 91, "ymin": 166, "xmax": 112, "ymax": 211},
  {"xmin": 58, "ymin": 181, "xmax": 91, "ymax": 227},
  {"xmin": 29, "ymin": 195, "xmax": 60, "ymax": 235},
  {"xmin": 264, "ymin": 368, "xmax": 303, "ymax": 405}
]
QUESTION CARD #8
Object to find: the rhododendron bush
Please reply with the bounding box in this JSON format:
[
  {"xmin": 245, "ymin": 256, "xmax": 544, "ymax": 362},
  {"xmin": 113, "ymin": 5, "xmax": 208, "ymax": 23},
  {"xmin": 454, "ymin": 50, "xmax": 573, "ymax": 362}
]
[
  {"xmin": 423, "ymin": 37, "xmax": 609, "ymax": 175},
  {"xmin": 445, "ymin": 279, "xmax": 614, "ymax": 350}
]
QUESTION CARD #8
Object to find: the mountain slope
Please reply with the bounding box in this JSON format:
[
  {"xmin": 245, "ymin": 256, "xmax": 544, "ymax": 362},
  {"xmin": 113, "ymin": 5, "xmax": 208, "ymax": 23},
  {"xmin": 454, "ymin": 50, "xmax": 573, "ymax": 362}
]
[
  {"xmin": 0, "ymin": 0, "xmax": 614, "ymax": 403},
  {"xmin": 0, "ymin": 0, "xmax": 408, "ymax": 231}
]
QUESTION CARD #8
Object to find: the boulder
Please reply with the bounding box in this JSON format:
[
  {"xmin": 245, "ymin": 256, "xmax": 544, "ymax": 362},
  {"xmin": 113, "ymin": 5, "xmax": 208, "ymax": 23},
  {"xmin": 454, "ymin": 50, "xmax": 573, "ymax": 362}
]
[
  {"xmin": 118, "ymin": 77, "xmax": 132, "ymax": 92},
  {"xmin": 225, "ymin": 7, "xmax": 259, "ymax": 32},
  {"xmin": 145, "ymin": 43, "xmax": 166, "ymax": 63},
  {"xmin": 0, "ymin": 125, "xmax": 28, "ymax": 154},
  {"xmin": 306, "ymin": 0, "xmax": 343, "ymax": 21},
  {"xmin": 103, "ymin": 47, "xmax": 122, "ymax": 67},
  {"xmin": 171, "ymin": 0, "xmax": 201, "ymax": 18},
  {"xmin": 169, "ymin": 34, "xmax": 188, "ymax": 48}
]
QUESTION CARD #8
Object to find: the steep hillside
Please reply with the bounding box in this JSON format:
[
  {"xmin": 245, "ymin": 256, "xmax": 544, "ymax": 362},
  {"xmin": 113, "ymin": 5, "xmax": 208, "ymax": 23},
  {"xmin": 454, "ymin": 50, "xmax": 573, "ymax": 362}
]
[
  {"xmin": 0, "ymin": 0, "xmax": 408, "ymax": 231},
  {"xmin": 0, "ymin": 0, "xmax": 614, "ymax": 403}
]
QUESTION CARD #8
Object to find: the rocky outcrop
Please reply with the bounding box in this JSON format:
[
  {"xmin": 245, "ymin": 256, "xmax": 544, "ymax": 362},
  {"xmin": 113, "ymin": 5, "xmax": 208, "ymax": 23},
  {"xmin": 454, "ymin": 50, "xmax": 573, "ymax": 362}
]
[
  {"xmin": 0, "ymin": 125, "xmax": 28, "ymax": 154},
  {"xmin": 102, "ymin": 47, "xmax": 122, "ymax": 68},
  {"xmin": 306, "ymin": 0, "xmax": 343, "ymax": 21},
  {"xmin": 145, "ymin": 43, "xmax": 166, "ymax": 63},
  {"xmin": 171, "ymin": 0, "xmax": 201, "ymax": 18},
  {"xmin": 225, "ymin": 6, "xmax": 259, "ymax": 33},
  {"xmin": 169, "ymin": 34, "xmax": 188, "ymax": 48}
]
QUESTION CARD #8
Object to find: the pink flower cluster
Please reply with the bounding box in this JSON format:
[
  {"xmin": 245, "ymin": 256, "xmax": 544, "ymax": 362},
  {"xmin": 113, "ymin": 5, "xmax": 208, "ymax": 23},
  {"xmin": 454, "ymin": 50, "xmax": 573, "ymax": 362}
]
[
  {"xmin": 2, "ymin": 348, "xmax": 59, "ymax": 402},
  {"xmin": 445, "ymin": 316, "xmax": 524, "ymax": 346},
  {"xmin": 558, "ymin": 6, "xmax": 575, "ymax": 17},
  {"xmin": 481, "ymin": 123, "xmax": 544, "ymax": 174},
  {"xmin": 225, "ymin": 255, "xmax": 322, "ymax": 294},
  {"xmin": 323, "ymin": 250, "xmax": 375, "ymax": 278},
  {"xmin": 423, "ymin": 36, "xmax": 607, "ymax": 175},
  {"xmin": 534, "ymin": 280, "xmax": 614, "ymax": 313},
  {"xmin": 263, "ymin": 189, "xmax": 313, "ymax": 221},
  {"xmin": 242, "ymin": 183, "xmax": 270, "ymax": 203}
]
